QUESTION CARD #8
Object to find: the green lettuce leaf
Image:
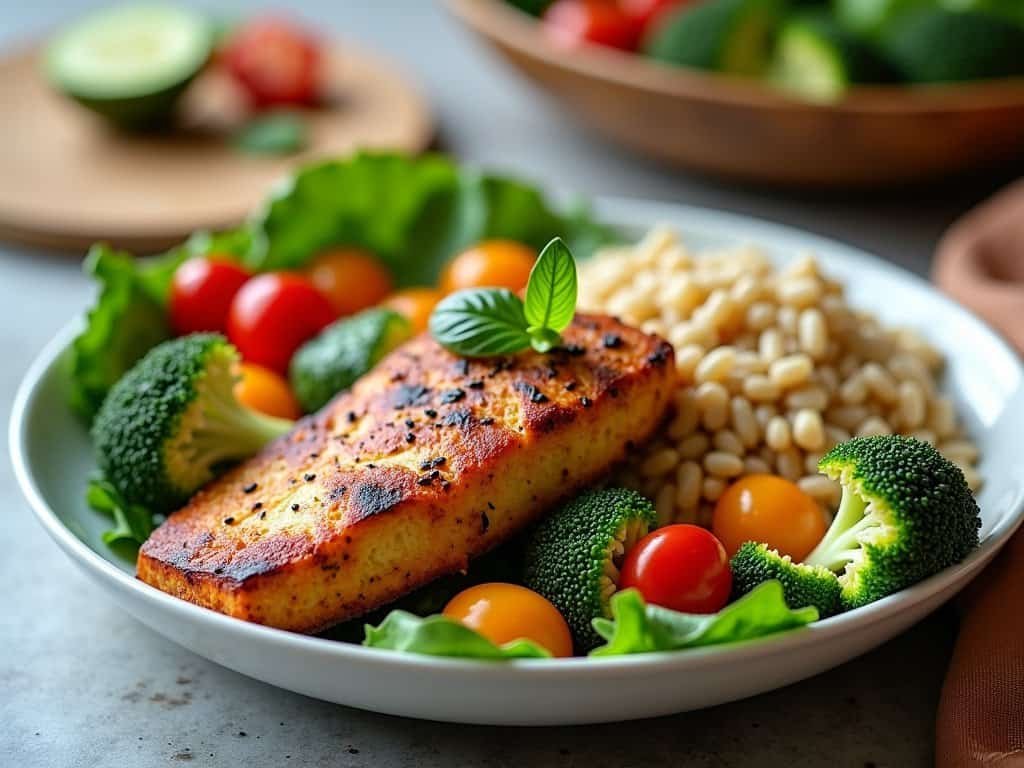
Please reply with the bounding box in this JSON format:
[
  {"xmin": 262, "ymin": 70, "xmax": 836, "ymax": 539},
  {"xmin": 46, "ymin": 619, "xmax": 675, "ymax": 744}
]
[
  {"xmin": 363, "ymin": 610, "xmax": 550, "ymax": 660},
  {"xmin": 590, "ymin": 582, "xmax": 819, "ymax": 657},
  {"xmin": 85, "ymin": 476, "xmax": 160, "ymax": 554}
]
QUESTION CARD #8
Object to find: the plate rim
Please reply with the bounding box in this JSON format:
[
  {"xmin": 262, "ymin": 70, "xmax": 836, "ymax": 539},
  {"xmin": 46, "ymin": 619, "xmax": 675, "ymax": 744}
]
[{"xmin": 11, "ymin": 198, "xmax": 1024, "ymax": 680}]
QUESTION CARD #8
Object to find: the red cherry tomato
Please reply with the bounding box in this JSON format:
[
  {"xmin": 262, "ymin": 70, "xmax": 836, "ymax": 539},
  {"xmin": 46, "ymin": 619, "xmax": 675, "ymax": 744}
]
[
  {"xmin": 227, "ymin": 273, "xmax": 336, "ymax": 374},
  {"xmin": 620, "ymin": 0, "xmax": 690, "ymax": 33},
  {"xmin": 619, "ymin": 524, "xmax": 732, "ymax": 614},
  {"xmin": 222, "ymin": 18, "xmax": 322, "ymax": 108},
  {"xmin": 542, "ymin": 0, "xmax": 643, "ymax": 51},
  {"xmin": 169, "ymin": 256, "xmax": 251, "ymax": 336}
]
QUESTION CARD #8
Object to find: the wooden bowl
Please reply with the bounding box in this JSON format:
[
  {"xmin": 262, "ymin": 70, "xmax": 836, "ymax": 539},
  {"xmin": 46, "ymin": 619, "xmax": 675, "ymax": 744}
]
[{"xmin": 447, "ymin": 0, "xmax": 1024, "ymax": 187}]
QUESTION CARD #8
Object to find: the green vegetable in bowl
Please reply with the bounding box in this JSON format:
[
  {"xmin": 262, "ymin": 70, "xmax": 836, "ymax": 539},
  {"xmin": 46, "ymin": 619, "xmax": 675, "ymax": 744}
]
[
  {"xmin": 523, "ymin": 488, "xmax": 656, "ymax": 650},
  {"xmin": 803, "ymin": 435, "xmax": 981, "ymax": 610},
  {"xmin": 92, "ymin": 334, "xmax": 293, "ymax": 513},
  {"xmin": 833, "ymin": 0, "xmax": 935, "ymax": 39},
  {"xmin": 590, "ymin": 582, "xmax": 819, "ymax": 656},
  {"xmin": 730, "ymin": 542, "xmax": 842, "ymax": 617},
  {"xmin": 941, "ymin": 0, "xmax": 1024, "ymax": 26},
  {"xmin": 289, "ymin": 308, "xmax": 412, "ymax": 413},
  {"xmin": 772, "ymin": 12, "xmax": 894, "ymax": 100},
  {"xmin": 880, "ymin": 9, "xmax": 1024, "ymax": 82},
  {"xmin": 644, "ymin": 0, "xmax": 784, "ymax": 76},
  {"xmin": 363, "ymin": 611, "xmax": 550, "ymax": 659},
  {"xmin": 46, "ymin": 4, "xmax": 214, "ymax": 130}
]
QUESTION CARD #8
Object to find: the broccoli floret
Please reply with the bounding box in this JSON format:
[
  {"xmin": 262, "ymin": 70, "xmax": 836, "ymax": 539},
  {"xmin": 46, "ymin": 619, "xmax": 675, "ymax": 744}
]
[
  {"xmin": 289, "ymin": 308, "xmax": 411, "ymax": 413},
  {"xmin": 804, "ymin": 435, "xmax": 981, "ymax": 610},
  {"xmin": 524, "ymin": 488, "xmax": 656, "ymax": 650},
  {"xmin": 92, "ymin": 334, "xmax": 293, "ymax": 513},
  {"xmin": 731, "ymin": 542, "xmax": 842, "ymax": 618}
]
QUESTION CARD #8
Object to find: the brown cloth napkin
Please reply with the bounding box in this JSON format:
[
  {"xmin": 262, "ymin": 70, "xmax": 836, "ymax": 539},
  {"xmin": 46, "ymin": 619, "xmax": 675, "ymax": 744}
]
[{"xmin": 934, "ymin": 180, "xmax": 1024, "ymax": 768}]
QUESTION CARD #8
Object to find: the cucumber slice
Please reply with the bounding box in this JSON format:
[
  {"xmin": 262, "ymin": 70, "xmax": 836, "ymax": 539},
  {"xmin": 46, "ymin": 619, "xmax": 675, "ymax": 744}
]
[
  {"xmin": 644, "ymin": 0, "xmax": 784, "ymax": 76},
  {"xmin": 834, "ymin": 0, "xmax": 938, "ymax": 38},
  {"xmin": 772, "ymin": 12, "xmax": 893, "ymax": 100},
  {"xmin": 47, "ymin": 4, "xmax": 213, "ymax": 130},
  {"xmin": 881, "ymin": 8, "xmax": 1024, "ymax": 82}
]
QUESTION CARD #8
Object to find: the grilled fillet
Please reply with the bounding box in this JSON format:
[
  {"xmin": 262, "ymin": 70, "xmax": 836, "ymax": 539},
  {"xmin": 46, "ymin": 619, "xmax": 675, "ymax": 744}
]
[{"xmin": 138, "ymin": 314, "xmax": 675, "ymax": 633}]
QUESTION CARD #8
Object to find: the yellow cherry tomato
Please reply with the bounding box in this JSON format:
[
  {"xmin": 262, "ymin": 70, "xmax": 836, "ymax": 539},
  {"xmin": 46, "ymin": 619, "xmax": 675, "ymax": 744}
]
[
  {"xmin": 440, "ymin": 240, "xmax": 536, "ymax": 294},
  {"xmin": 234, "ymin": 362, "xmax": 302, "ymax": 420},
  {"xmin": 305, "ymin": 248, "xmax": 393, "ymax": 317},
  {"xmin": 380, "ymin": 287, "xmax": 444, "ymax": 334},
  {"xmin": 443, "ymin": 582, "xmax": 573, "ymax": 658},
  {"xmin": 712, "ymin": 474, "xmax": 827, "ymax": 560}
]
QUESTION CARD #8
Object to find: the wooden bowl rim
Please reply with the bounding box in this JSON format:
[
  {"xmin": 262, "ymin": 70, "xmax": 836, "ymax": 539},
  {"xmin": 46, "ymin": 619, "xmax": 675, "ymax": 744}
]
[{"xmin": 448, "ymin": 0, "xmax": 1024, "ymax": 114}]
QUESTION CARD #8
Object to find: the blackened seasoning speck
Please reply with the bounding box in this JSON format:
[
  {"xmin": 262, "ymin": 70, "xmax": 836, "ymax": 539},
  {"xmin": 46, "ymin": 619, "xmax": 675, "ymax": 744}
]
[
  {"xmin": 441, "ymin": 388, "xmax": 465, "ymax": 404},
  {"xmin": 431, "ymin": 456, "xmax": 447, "ymax": 467},
  {"xmin": 602, "ymin": 333, "xmax": 623, "ymax": 349},
  {"xmin": 404, "ymin": 419, "xmax": 415, "ymax": 428},
  {"xmin": 580, "ymin": 396, "xmax": 593, "ymax": 408},
  {"xmin": 565, "ymin": 344, "xmax": 586, "ymax": 356},
  {"xmin": 481, "ymin": 511, "xmax": 490, "ymax": 534},
  {"xmin": 467, "ymin": 379, "xmax": 484, "ymax": 390},
  {"xmin": 223, "ymin": 517, "xmax": 235, "ymax": 525},
  {"xmin": 417, "ymin": 476, "xmax": 433, "ymax": 487},
  {"xmin": 251, "ymin": 502, "xmax": 263, "ymax": 511},
  {"xmin": 304, "ymin": 473, "xmax": 316, "ymax": 482},
  {"xmin": 479, "ymin": 417, "xmax": 494, "ymax": 425},
  {"xmin": 393, "ymin": 384, "xmax": 431, "ymax": 409},
  {"xmin": 347, "ymin": 411, "xmax": 357, "ymax": 423},
  {"xmin": 647, "ymin": 345, "xmax": 670, "ymax": 366},
  {"xmin": 424, "ymin": 408, "xmax": 438, "ymax": 418},
  {"xmin": 405, "ymin": 433, "xmax": 415, "ymax": 443},
  {"xmin": 291, "ymin": 503, "xmax": 300, "ymax": 511},
  {"xmin": 515, "ymin": 382, "xmax": 548, "ymax": 403},
  {"xmin": 565, "ymin": 380, "xmax": 577, "ymax": 391},
  {"xmin": 454, "ymin": 359, "xmax": 469, "ymax": 376},
  {"xmin": 242, "ymin": 482, "xmax": 258, "ymax": 494}
]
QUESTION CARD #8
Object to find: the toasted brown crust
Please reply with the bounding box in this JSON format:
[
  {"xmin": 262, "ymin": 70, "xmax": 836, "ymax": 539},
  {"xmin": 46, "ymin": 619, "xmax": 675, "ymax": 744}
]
[{"xmin": 138, "ymin": 314, "xmax": 674, "ymax": 632}]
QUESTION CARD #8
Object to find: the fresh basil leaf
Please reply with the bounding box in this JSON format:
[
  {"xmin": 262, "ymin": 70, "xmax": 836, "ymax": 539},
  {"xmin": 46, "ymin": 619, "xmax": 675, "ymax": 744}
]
[
  {"xmin": 429, "ymin": 288, "xmax": 532, "ymax": 357},
  {"xmin": 86, "ymin": 477, "xmax": 158, "ymax": 549},
  {"xmin": 524, "ymin": 237, "xmax": 577, "ymax": 337},
  {"xmin": 590, "ymin": 582, "xmax": 818, "ymax": 657},
  {"xmin": 234, "ymin": 112, "xmax": 307, "ymax": 156},
  {"xmin": 363, "ymin": 610, "xmax": 550, "ymax": 659}
]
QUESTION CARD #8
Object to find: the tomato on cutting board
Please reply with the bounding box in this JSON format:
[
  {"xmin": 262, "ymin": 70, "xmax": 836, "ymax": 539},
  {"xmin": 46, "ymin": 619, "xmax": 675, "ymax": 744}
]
[
  {"xmin": 712, "ymin": 474, "xmax": 827, "ymax": 560},
  {"xmin": 169, "ymin": 256, "xmax": 251, "ymax": 336},
  {"xmin": 222, "ymin": 17, "xmax": 322, "ymax": 107},
  {"xmin": 234, "ymin": 362, "xmax": 302, "ymax": 420},
  {"xmin": 440, "ymin": 240, "xmax": 536, "ymax": 294},
  {"xmin": 304, "ymin": 248, "xmax": 394, "ymax": 317},
  {"xmin": 619, "ymin": 524, "xmax": 732, "ymax": 614},
  {"xmin": 444, "ymin": 583, "xmax": 574, "ymax": 657},
  {"xmin": 542, "ymin": 0, "xmax": 643, "ymax": 50},
  {"xmin": 227, "ymin": 272, "xmax": 336, "ymax": 374}
]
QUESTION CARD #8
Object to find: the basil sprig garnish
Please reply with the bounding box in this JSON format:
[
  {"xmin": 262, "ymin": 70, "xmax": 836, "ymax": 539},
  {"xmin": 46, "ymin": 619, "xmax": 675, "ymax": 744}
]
[{"xmin": 429, "ymin": 238, "xmax": 578, "ymax": 357}]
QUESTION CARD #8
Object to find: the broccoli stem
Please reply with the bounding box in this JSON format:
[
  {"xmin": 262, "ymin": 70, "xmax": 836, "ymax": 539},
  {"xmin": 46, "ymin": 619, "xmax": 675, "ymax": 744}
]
[
  {"xmin": 186, "ymin": 365, "xmax": 293, "ymax": 467},
  {"xmin": 804, "ymin": 485, "xmax": 871, "ymax": 573}
]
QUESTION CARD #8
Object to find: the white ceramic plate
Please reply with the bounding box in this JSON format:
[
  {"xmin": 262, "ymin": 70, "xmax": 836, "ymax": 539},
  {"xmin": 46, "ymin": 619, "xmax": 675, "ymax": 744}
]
[{"xmin": 11, "ymin": 199, "xmax": 1024, "ymax": 725}]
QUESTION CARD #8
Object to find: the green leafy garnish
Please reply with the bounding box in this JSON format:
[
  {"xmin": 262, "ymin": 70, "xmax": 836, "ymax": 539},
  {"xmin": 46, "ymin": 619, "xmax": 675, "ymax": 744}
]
[
  {"xmin": 429, "ymin": 237, "xmax": 578, "ymax": 357},
  {"xmin": 85, "ymin": 476, "xmax": 159, "ymax": 553},
  {"xmin": 590, "ymin": 582, "xmax": 818, "ymax": 656},
  {"xmin": 363, "ymin": 610, "xmax": 550, "ymax": 659},
  {"xmin": 428, "ymin": 288, "xmax": 533, "ymax": 357},
  {"xmin": 524, "ymin": 237, "xmax": 578, "ymax": 352},
  {"xmin": 234, "ymin": 112, "xmax": 307, "ymax": 155}
]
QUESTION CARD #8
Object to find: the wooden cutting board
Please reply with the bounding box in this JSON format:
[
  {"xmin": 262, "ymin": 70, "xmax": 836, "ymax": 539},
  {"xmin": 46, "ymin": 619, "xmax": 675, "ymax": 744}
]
[{"xmin": 0, "ymin": 43, "xmax": 433, "ymax": 252}]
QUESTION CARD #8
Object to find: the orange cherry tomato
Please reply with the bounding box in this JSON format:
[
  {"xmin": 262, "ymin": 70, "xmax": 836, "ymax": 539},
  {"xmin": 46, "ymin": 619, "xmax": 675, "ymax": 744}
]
[
  {"xmin": 305, "ymin": 248, "xmax": 394, "ymax": 317},
  {"xmin": 380, "ymin": 287, "xmax": 444, "ymax": 334},
  {"xmin": 443, "ymin": 583, "xmax": 573, "ymax": 658},
  {"xmin": 712, "ymin": 474, "xmax": 828, "ymax": 560},
  {"xmin": 234, "ymin": 362, "xmax": 302, "ymax": 420},
  {"xmin": 440, "ymin": 240, "xmax": 536, "ymax": 295}
]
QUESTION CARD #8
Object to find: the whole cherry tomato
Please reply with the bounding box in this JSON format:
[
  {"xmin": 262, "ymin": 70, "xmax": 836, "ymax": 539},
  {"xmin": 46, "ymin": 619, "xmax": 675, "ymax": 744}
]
[
  {"xmin": 542, "ymin": 0, "xmax": 643, "ymax": 51},
  {"xmin": 227, "ymin": 273, "xmax": 336, "ymax": 374},
  {"xmin": 440, "ymin": 240, "xmax": 536, "ymax": 295},
  {"xmin": 712, "ymin": 474, "xmax": 827, "ymax": 560},
  {"xmin": 234, "ymin": 362, "xmax": 302, "ymax": 420},
  {"xmin": 222, "ymin": 18, "xmax": 322, "ymax": 107},
  {"xmin": 304, "ymin": 248, "xmax": 393, "ymax": 317},
  {"xmin": 380, "ymin": 287, "xmax": 444, "ymax": 334},
  {"xmin": 169, "ymin": 256, "xmax": 251, "ymax": 336},
  {"xmin": 443, "ymin": 583, "xmax": 574, "ymax": 657},
  {"xmin": 619, "ymin": 524, "xmax": 732, "ymax": 614}
]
